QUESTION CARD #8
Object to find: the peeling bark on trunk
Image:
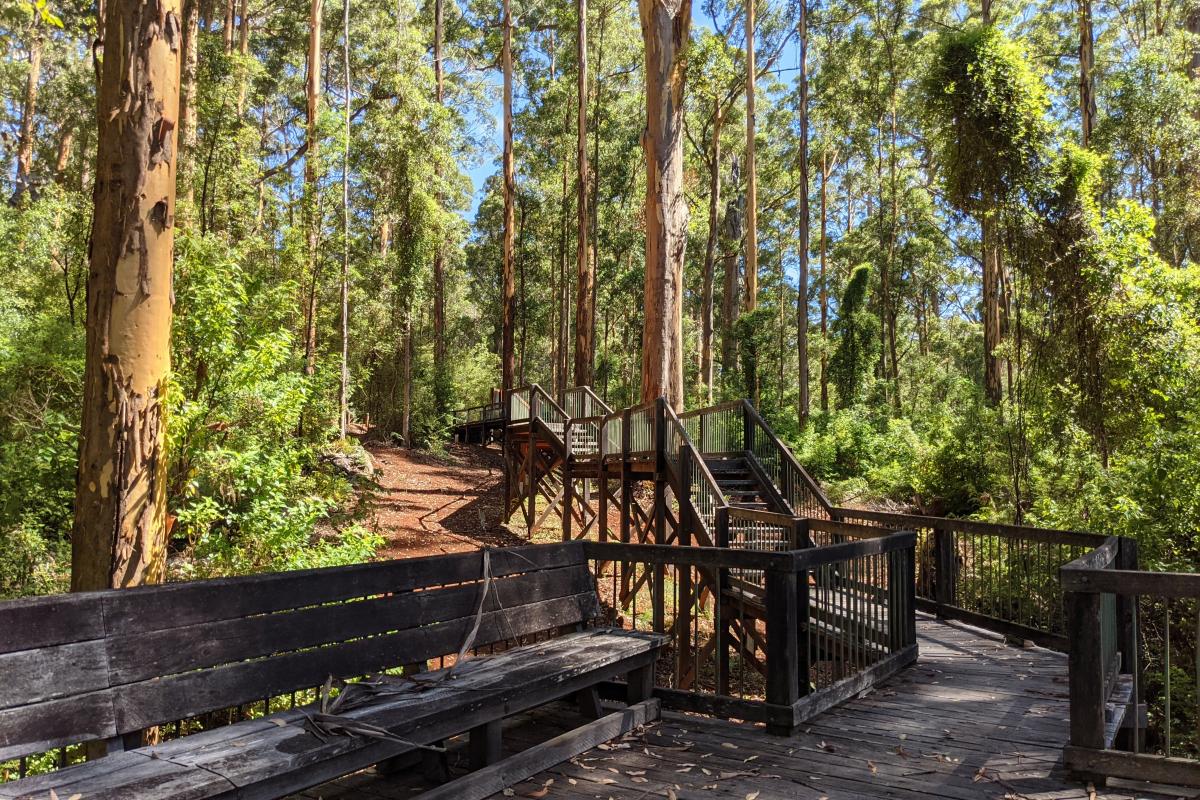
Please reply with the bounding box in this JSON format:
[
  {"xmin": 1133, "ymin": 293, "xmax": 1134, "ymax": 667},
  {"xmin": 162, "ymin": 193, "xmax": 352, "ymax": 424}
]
[
  {"xmin": 73, "ymin": 0, "xmax": 182, "ymax": 591},
  {"xmin": 573, "ymin": 0, "xmax": 594, "ymax": 388},
  {"xmin": 638, "ymin": 0, "xmax": 690, "ymax": 409},
  {"xmin": 501, "ymin": 0, "xmax": 517, "ymax": 396},
  {"xmin": 15, "ymin": 24, "xmax": 43, "ymax": 195}
]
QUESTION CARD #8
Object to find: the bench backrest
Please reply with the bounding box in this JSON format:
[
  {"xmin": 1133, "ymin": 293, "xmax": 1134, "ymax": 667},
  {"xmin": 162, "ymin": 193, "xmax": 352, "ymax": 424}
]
[{"xmin": 0, "ymin": 542, "xmax": 598, "ymax": 762}]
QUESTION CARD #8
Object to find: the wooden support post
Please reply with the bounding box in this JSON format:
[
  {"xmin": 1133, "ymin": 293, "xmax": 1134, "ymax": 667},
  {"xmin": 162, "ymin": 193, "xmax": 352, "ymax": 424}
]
[
  {"xmin": 1066, "ymin": 588, "xmax": 1107, "ymax": 785},
  {"xmin": 598, "ymin": 462, "xmax": 609, "ymax": 542},
  {"xmin": 526, "ymin": 404, "xmax": 536, "ymax": 535},
  {"xmin": 716, "ymin": 505, "xmax": 731, "ymax": 697},
  {"xmin": 1114, "ymin": 537, "xmax": 1141, "ymax": 751},
  {"xmin": 469, "ymin": 719, "xmax": 503, "ymax": 769},
  {"xmin": 575, "ymin": 685, "xmax": 604, "ymax": 719},
  {"xmin": 676, "ymin": 445, "xmax": 694, "ymax": 686},
  {"xmin": 933, "ymin": 525, "xmax": 956, "ymax": 615},
  {"xmin": 627, "ymin": 663, "xmax": 654, "ymax": 704},
  {"xmin": 742, "ymin": 400, "xmax": 753, "ymax": 455},
  {"xmin": 620, "ymin": 408, "xmax": 632, "ymax": 546},
  {"xmin": 765, "ymin": 567, "xmax": 800, "ymax": 735},
  {"xmin": 652, "ymin": 399, "xmax": 667, "ymax": 634},
  {"xmin": 502, "ymin": 422, "xmax": 511, "ymax": 524},
  {"xmin": 797, "ymin": 566, "xmax": 811, "ymax": 698},
  {"xmin": 563, "ymin": 427, "xmax": 574, "ymax": 542}
]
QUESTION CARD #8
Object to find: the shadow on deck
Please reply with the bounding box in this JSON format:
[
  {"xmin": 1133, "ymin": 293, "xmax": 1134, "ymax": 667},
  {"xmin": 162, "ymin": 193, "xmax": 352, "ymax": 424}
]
[{"xmin": 294, "ymin": 615, "xmax": 1185, "ymax": 800}]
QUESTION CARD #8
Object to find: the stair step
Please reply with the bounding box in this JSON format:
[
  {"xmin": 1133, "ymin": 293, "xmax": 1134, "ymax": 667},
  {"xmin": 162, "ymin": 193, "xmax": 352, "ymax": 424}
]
[
  {"xmin": 718, "ymin": 479, "xmax": 758, "ymax": 489},
  {"xmin": 705, "ymin": 458, "xmax": 748, "ymax": 471}
]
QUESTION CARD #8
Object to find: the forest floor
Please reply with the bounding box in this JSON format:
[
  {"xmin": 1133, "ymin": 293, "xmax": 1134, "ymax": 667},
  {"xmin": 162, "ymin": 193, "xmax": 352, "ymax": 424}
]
[{"xmin": 360, "ymin": 441, "xmax": 528, "ymax": 559}]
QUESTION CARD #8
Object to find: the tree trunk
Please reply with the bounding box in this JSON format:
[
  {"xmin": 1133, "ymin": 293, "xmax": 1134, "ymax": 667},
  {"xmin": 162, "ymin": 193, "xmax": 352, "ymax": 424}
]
[
  {"xmin": 573, "ymin": 0, "xmax": 594, "ymax": 387},
  {"xmin": 981, "ymin": 212, "xmax": 1003, "ymax": 405},
  {"xmin": 178, "ymin": 0, "xmax": 200, "ymax": 216},
  {"xmin": 1189, "ymin": 7, "xmax": 1200, "ymax": 88},
  {"xmin": 553, "ymin": 42, "xmax": 569, "ymax": 396},
  {"xmin": 743, "ymin": 0, "xmax": 758, "ymax": 313},
  {"xmin": 73, "ymin": 0, "xmax": 182, "ymax": 591},
  {"xmin": 720, "ymin": 155, "xmax": 741, "ymax": 390},
  {"xmin": 338, "ymin": 0, "xmax": 350, "ymax": 438},
  {"xmin": 15, "ymin": 23, "xmax": 43, "ymax": 195},
  {"xmin": 796, "ymin": 0, "xmax": 810, "ymax": 424},
  {"xmin": 54, "ymin": 125, "xmax": 75, "ymax": 185},
  {"xmin": 501, "ymin": 0, "xmax": 517, "ymax": 396},
  {"xmin": 637, "ymin": 0, "xmax": 690, "ymax": 409},
  {"xmin": 699, "ymin": 103, "xmax": 722, "ymax": 404},
  {"xmin": 1078, "ymin": 0, "xmax": 1096, "ymax": 146},
  {"xmin": 223, "ymin": 0, "xmax": 234, "ymax": 52},
  {"xmin": 818, "ymin": 150, "xmax": 831, "ymax": 413},
  {"xmin": 303, "ymin": 0, "xmax": 323, "ymax": 376},
  {"xmin": 432, "ymin": 0, "xmax": 447, "ymax": 411},
  {"xmin": 236, "ymin": 0, "xmax": 250, "ymax": 114}
]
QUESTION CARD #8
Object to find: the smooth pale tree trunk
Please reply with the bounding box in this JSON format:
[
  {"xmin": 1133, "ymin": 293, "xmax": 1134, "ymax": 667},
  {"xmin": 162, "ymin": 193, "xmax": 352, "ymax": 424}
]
[
  {"xmin": 501, "ymin": 0, "xmax": 517, "ymax": 396},
  {"xmin": 796, "ymin": 0, "xmax": 810, "ymax": 424},
  {"xmin": 73, "ymin": 0, "xmax": 182, "ymax": 591},
  {"xmin": 637, "ymin": 0, "xmax": 690, "ymax": 409},
  {"xmin": 1078, "ymin": 0, "xmax": 1095, "ymax": 146},
  {"xmin": 432, "ymin": 0, "xmax": 447, "ymax": 411},
  {"xmin": 981, "ymin": 212, "xmax": 1003, "ymax": 405},
  {"xmin": 743, "ymin": 0, "xmax": 757, "ymax": 313},
  {"xmin": 178, "ymin": 0, "xmax": 199, "ymax": 216},
  {"xmin": 15, "ymin": 22, "xmax": 43, "ymax": 194},
  {"xmin": 303, "ymin": 0, "xmax": 323, "ymax": 377},
  {"xmin": 338, "ymin": 0, "xmax": 350, "ymax": 438},
  {"xmin": 573, "ymin": 0, "xmax": 595, "ymax": 387},
  {"xmin": 699, "ymin": 102, "xmax": 722, "ymax": 404}
]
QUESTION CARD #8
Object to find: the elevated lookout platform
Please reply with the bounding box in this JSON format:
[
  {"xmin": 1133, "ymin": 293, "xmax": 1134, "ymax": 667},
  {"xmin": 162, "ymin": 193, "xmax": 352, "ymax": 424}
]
[{"xmin": 298, "ymin": 615, "xmax": 1175, "ymax": 800}]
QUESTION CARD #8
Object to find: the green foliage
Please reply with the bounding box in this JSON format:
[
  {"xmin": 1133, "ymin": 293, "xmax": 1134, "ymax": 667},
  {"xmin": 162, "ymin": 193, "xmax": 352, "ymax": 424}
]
[
  {"xmin": 827, "ymin": 264, "xmax": 877, "ymax": 408},
  {"xmin": 923, "ymin": 25, "xmax": 1050, "ymax": 212}
]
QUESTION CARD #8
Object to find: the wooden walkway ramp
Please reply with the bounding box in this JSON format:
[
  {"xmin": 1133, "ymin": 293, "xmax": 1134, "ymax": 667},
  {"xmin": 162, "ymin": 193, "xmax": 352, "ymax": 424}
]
[{"xmin": 294, "ymin": 615, "xmax": 1176, "ymax": 800}]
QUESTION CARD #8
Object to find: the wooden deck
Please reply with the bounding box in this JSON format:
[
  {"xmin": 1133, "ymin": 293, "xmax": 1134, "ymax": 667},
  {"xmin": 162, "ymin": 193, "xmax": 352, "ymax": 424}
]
[{"xmin": 294, "ymin": 615, "xmax": 1186, "ymax": 800}]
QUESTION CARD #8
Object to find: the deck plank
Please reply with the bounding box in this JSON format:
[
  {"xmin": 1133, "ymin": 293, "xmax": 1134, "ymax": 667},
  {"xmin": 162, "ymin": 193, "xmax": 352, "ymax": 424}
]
[{"xmin": 299, "ymin": 615, "xmax": 1185, "ymax": 800}]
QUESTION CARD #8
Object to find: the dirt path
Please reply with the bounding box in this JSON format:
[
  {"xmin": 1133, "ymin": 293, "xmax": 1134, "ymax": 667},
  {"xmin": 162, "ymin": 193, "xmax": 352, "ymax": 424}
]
[{"xmin": 362, "ymin": 442, "xmax": 527, "ymax": 559}]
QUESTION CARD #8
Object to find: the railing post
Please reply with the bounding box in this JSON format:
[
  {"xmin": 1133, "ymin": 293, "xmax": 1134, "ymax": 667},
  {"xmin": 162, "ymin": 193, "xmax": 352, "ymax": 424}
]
[
  {"xmin": 620, "ymin": 408, "xmax": 632, "ymax": 546},
  {"xmin": 676, "ymin": 444, "xmax": 694, "ymax": 686},
  {"xmin": 1066, "ymin": 587, "xmax": 1107, "ymax": 780},
  {"xmin": 742, "ymin": 400, "xmax": 753, "ymax": 454},
  {"xmin": 1114, "ymin": 537, "xmax": 1141, "ymax": 752},
  {"xmin": 716, "ymin": 505, "xmax": 731, "ymax": 696},
  {"xmin": 933, "ymin": 525, "xmax": 956, "ymax": 616},
  {"xmin": 765, "ymin": 565, "xmax": 800, "ymax": 735},
  {"xmin": 563, "ymin": 422, "xmax": 574, "ymax": 543},
  {"xmin": 652, "ymin": 399, "xmax": 667, "ymax": 633}
]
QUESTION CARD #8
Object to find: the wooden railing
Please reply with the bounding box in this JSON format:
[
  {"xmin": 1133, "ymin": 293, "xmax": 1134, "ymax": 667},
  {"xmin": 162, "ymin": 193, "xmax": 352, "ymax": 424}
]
[
  {"xmin": 562, "ymin": 385, "xmax": 612, "ymax": 420},
  {"xmin": 830, "ymin": 507, "xmax": 1108, "ymax": 650},
  {"xmin": 582, "ymin": 529, "xmax": 917, "ymax": 735},
  {"xmin": 678, "ymin": 400, "xmax": 833, "ymax": 520},
  {"xmin": 1062, "ymin": 539, "xmax": 1200, "ymax": 787}
]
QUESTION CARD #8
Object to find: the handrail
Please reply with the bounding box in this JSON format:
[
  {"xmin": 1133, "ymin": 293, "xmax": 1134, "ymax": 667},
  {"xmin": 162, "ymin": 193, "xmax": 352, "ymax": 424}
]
[
  {"xmin": 678, "ymin": 398, "xmax": 743, "ymax": 420},
  {"xmin": 741, "ymin": 399, "xmax": 835, "ymax": 518}
]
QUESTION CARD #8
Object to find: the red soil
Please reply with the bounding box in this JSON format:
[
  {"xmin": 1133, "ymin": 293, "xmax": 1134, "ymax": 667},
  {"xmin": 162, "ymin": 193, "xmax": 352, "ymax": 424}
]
[{"xmin": 362, "ymin": 441, "xmax": 528, "ymax": 558}]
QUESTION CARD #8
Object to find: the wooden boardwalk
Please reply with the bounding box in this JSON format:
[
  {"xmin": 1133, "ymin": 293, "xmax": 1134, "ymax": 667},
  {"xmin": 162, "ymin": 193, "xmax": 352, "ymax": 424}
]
[{"xmin": 296, "ymin": 615, "xmax": 1182, "ymax": 800}]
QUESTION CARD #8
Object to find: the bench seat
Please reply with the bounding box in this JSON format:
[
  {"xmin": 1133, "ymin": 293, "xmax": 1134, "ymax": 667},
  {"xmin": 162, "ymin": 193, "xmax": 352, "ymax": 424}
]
[
  {"xmin": 0, "ymin": 543, "xmax": 666, "ymax": 800},
  {"xmin": 0, "ymin": 628, "xmax": 662, "ymax": 800}
]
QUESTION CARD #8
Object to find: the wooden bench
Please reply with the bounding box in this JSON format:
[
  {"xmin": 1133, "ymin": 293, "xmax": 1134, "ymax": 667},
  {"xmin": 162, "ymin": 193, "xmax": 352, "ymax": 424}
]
[{"xmin": 0, "ymin": 542, "xmax": 665, "ymax": 799}]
